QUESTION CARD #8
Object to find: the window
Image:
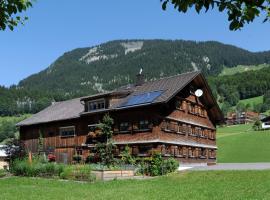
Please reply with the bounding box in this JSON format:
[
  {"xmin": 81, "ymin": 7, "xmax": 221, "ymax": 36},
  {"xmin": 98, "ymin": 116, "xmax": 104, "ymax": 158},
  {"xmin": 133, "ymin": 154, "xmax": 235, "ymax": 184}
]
[
  {"xmin": 48, "ymin": 132, "xmax": 54, "ymax": 137},
  {"xmin": 176, "ymin": 146, "xmax": 185, "ymax": 157},
  {"xmin": 60, "ymin": 126, "xmax": 75, "ymax": 137},
  {"xmin": 164, "ymin": 145, "xmax": 171, "ymax": 156},
  {"xmin": 199, "ymin": 148, "xmax": 207, "ymax": 158},
  {"xmin": 88, "ymin": 125, "xmax": 96, "ymax": 132},
  {"xmin": 162, "ymin": 120, "xmax": 174, "ymax": 132},
  {"xmin": 138, "ymin": 145, "xmax": 151, "ymax": 155},
  {"xmin": 188, "ymin": 148, "xmax": 196, "ymax": 158},
  {"xmin": 87, "ymin": 99, "xmax": 105, "ymax": 111},
  {"xmin": 119, "ymin": 122, "xmax": 131, "ymax": 132},
  {"xmin": 187, "ymin": 125, "xmax": 192, "ymax": 135},
  {"xmin": 209, "ymin": 131, "xmax": 215, "ymax": 140},
  {"xmin": 177, "ymin": 123, "xmax": 186, "ymax": 135},
  {"xmin": 209, "ymin": 150, "xmax": 216, "ymax": 159},
  {"xmin": 138, "ymin": 120, "xmax": 150, "ymax": 130},
  {"xmin": 196, "ymin": 127, "xmax": 203, "ymax": 137},
  {"xmin": 175, "ymin": 99, "xmax": 184, "ymax": 110},
  {"xmin": 76, "ymin": 148, "xmax": 83, "ymax": 156},
  {"xmin": 188, "ymin": 103, "xmax": 195, "ymax": 114}
]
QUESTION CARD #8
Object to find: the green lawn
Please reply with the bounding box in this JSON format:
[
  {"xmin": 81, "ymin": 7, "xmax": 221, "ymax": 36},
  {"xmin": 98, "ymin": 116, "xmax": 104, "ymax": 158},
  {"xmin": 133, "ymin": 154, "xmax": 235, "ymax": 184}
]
[
  {"xmin": 239, "ymin": 96, "xmax": 263, "ymax": 106},
  {"xmin": 1, "ymin": 171, "xmax": 270, "ymax": 200},
  {"xmin": 217, "ymin": 124, "xmax": 270, "ymax": 163}
]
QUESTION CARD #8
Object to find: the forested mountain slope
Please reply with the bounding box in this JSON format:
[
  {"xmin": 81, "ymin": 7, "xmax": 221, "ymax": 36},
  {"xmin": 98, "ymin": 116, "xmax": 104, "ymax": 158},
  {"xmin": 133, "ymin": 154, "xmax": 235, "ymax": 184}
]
[{"xmin": 1, "ymin": 39, "xmax": 270, "ymax": 116}]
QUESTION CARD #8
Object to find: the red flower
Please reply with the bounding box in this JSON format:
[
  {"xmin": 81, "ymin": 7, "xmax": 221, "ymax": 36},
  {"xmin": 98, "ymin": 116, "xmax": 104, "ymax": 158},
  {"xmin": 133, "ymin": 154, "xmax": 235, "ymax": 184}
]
[{"xmin": 48, "ymin": 154, "xmax": 56, "ymax": 162}]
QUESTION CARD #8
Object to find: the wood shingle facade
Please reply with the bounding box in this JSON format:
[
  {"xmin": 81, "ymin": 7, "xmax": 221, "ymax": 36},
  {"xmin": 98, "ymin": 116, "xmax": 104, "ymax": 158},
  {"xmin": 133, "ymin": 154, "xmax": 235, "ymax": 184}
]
[{"xmin": 18, "ymin": 71, "xmax": 223, "ymax": 164}]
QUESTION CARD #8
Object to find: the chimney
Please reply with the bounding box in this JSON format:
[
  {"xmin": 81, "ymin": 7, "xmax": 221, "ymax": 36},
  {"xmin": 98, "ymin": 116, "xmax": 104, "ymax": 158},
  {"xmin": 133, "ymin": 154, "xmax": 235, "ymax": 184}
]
[{"xmin": 135, "ymin": 68, "xmax": 145, "ymax": 86}]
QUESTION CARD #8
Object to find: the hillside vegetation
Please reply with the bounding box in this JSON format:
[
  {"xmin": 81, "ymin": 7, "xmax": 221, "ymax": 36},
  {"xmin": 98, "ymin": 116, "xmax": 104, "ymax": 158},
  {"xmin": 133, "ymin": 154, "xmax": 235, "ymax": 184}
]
[
  {"xmin": 0, "ymin": 115, "xmax": 30, "ymax": 143},
  {"xmin": 220, "ymin": 64, "xmax": 269, "ymax": 76},
  {"xmin": 1, "ymin": 39, "xmax": 270, "ymax": 116},
  {"xmin": 217, "ymin": 124, "xmax": 270, "ymax": 163}
]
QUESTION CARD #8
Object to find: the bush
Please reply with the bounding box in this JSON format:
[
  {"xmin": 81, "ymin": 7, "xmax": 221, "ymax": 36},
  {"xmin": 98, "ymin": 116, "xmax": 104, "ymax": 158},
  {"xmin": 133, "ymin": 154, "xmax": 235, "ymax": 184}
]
[
  {"xmin": 162, "ymin": 158, "xmax": 179, "ymax": 174},
  {"xmin": 10, "ymin": 158, "xmax": 64, "ymax": 177},
  {"xmin": 121, "ymin": 146, "xmax": 135, "ymax": 165},
  {"xmin": 0, "ymin": 169, "xmax": 7, "ymax": 178},
  {"xmin": 149, "ymin": 153, "xmax": 163, "ymax": 176},
  {"xmin": 60, "ymin": 165, "xmax": 95, "ymax": 182},
  {"xmin": 253, "ymin": 120, "xmax": 262, "ymax": 131},
  {"xmin": 137, "ymin": 153, "xmax": 179, "ymax": 176},
  {"xmin": 73, "ymin": 155, "xmax": 82, "ymax": 163}
]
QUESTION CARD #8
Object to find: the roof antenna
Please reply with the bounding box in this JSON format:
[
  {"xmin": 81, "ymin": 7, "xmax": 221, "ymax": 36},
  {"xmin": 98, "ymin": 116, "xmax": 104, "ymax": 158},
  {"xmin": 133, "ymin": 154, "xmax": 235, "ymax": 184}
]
[{"xmin": 139, "ymin": 68, "xmax": 143, "ymax": 75}]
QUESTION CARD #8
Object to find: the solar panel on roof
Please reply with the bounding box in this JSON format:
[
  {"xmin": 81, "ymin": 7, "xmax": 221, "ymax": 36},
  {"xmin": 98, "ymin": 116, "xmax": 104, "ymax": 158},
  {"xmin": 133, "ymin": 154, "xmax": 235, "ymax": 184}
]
[{"xmin": 119, "ymin": 90, "xmax": 163, "ymax": 108}]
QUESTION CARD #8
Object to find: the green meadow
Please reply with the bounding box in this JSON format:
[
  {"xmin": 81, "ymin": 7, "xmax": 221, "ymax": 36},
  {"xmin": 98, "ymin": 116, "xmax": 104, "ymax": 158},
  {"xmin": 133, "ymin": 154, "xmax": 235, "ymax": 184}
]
[
  {"xmin": 217, "ymin": 124, "xmax": 270, "ymax": 163},
  {"xmin": 1, "ymin": 171, "xmax": 270, "ymax": 200},
  {"xmin": 220, "ymin": 64, "xmax": 269, "ymax": 76}
]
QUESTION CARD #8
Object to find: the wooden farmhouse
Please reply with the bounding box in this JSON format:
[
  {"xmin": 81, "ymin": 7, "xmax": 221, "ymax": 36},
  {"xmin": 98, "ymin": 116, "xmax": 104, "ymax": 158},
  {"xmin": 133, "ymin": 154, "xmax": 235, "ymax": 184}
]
[
  {"xmin": 17, "ymin": 71, "xmax": 223, "ymax": 164},
  {"xmin": 225, "ymin": 111, "xmax": 259, "ymax": 125}
]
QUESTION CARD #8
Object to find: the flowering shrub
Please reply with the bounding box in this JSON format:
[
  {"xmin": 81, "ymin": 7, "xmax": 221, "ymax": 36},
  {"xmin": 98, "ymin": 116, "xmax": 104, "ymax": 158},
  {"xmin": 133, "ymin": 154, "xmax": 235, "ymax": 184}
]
[{"xmin": 48, "ymin": 154, "xmax": 56, "ymax": 162}]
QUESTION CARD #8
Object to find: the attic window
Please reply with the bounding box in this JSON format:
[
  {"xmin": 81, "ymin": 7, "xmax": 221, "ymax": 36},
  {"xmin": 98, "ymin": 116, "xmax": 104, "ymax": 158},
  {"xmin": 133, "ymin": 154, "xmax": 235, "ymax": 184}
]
[{"xmin": 87, "ymin": 99, "xmax": 105, "ymax": 112}]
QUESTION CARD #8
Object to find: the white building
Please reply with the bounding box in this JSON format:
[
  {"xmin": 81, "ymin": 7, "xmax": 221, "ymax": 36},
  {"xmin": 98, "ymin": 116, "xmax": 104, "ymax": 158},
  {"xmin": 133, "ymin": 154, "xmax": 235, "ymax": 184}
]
[
  {"xmin": 0, "ymin": 145, "xmax": 8, "ymax": 169},
  {"xmin": 261, "ymin": 116, "xmax": 270, "ymax": 130}
]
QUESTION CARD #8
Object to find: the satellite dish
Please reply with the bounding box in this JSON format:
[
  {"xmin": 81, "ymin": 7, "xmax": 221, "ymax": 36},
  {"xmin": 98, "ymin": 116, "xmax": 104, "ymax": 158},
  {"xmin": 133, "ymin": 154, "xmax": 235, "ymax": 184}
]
[{"xmin": 195, "ymin": 89, "xmax": 203, "ymax": 97}]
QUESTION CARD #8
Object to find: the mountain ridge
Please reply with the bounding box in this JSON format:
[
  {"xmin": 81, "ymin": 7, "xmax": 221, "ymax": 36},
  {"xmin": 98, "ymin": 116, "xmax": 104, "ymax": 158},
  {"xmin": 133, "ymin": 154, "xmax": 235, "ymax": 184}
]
[{"xmin": 1, "ymin": 39, "xmax": 270, "ymax": 116}]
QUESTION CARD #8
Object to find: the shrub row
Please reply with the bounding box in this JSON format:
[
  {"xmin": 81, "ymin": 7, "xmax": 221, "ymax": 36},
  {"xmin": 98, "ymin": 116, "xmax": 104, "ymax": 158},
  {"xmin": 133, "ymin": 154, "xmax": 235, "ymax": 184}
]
[
  {"xmin": 10, "ymin": 158, "xmax": 95, "ymax": 182},
  {"xmin": 11, "ymin": 158, "xmax": 64, "ymax": 177}
]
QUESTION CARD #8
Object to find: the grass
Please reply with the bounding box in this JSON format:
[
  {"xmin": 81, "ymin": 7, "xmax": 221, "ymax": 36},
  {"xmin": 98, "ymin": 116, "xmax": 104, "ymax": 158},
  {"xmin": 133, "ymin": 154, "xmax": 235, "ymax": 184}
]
[
  {"xmin": 217, "ymin": 124, "xmax": 270, "ymax": 163},
  {"xmin": 1, "ymin": 171, "xmax": 270, "ymax": 199},
  {"xmin": 220, "ymin": 64, "xmax": 269, "ymax": 76},
  {"xmin": 229, "ymin": 95, "xmax": 270, "ymax": 115},
  {"xmin": 238, "ymin": 96, "xmax": 263, "ymax": 106}
]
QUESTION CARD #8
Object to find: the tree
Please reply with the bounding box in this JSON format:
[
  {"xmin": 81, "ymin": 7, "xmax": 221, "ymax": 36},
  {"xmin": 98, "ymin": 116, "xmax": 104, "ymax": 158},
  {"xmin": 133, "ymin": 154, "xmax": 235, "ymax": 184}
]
[
  {"xmin": 253, "ymin": 120, "xmax": 262, "ymax": 131},
  {"xmin": 3, "ymin": 138, "xmax": 26, "ymax": 163},
  {"xmin": 0, "ymin": 0, "xmax": 33, "ymax": 31},
  {"xmin": 236, "ymin": 102, "xmax": 246, "ymax": 112},
  {"xmin": 161, "ymin": 0, "xmax": 270, "ymax": 30},
  {"xmin": 96, "ymin": 114, "xmax": 115, "ymax": 167},
  {"xmin": 221, "ymin": 101, "xmax": 231, "ymax": 116}
]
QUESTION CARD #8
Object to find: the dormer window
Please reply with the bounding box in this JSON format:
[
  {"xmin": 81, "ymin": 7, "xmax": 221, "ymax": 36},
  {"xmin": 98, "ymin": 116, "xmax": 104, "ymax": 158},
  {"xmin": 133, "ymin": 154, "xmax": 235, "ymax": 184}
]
[{"xmin": 87, "ymin": 99, "xmax": 105, "ymax": 112}]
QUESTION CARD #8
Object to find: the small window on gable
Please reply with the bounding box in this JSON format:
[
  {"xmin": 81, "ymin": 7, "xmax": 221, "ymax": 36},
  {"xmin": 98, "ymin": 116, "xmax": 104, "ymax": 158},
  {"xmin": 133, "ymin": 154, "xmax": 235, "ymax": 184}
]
[
  {"xmin": 88, "ymin": 99, "xmax": 105, "ymax": 112},
  {"xmin": 60, "ymin": 126, "xmax": 75, "ymax": 137},
  {"xmin": 175, "ymin": 99, "xmax": 184, "ymax": 110}
]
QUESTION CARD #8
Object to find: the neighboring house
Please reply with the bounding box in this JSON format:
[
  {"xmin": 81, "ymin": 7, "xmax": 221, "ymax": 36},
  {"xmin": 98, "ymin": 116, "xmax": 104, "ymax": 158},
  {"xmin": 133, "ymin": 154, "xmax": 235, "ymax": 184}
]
[
  {"xmin": 225, "ymin": 111, "xmax": 259, "ymax": 125},
  {"xmin": 17, "ymin": 71, "xmax": 223, "ymax": 164},
  {"xmin": 0, "ymin": 145, "xmax": 8, "ymax": 169},
  {"xmin": 261, "ymin": 116, "xmax": 270, "ymax": 130}
]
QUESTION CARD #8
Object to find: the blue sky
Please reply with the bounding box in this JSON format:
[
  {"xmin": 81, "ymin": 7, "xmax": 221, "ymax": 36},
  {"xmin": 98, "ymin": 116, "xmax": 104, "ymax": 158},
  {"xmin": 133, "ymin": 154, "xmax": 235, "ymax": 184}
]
[{"xmin": 0, "ymin": 0, "xmax": 270, "ymax": 87}]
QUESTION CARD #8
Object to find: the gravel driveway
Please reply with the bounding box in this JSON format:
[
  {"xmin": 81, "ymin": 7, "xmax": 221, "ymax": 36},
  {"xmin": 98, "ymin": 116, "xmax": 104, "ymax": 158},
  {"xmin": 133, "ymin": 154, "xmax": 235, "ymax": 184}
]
[{"xmin": 185, "ymin": 163, "xmax": 270, "ymax": 171}]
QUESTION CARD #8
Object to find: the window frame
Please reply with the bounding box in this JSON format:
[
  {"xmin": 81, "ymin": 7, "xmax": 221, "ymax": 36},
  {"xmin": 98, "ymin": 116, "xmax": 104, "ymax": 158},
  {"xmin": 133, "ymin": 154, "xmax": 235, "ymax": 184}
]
[
  {"xmin": 59, "ymin": 126, "xmax": 76, "ymax": 138},
  {"xmin": 87, "ymin": 99, "xmax": 105, "ymax": 112},
  {"xmin": 138, "ymin": 119, "xmax": 150, "ymax": 131},
  {"xmin": 119, "ymin": 122, "xmax": 131, "ymax": 133}
]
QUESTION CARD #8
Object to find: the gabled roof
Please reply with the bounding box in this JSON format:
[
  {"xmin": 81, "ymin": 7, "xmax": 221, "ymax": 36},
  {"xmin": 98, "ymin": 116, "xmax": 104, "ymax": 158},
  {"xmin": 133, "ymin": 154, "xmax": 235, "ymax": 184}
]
[
  {"xmin": 17, "ymin": 71, "xmax": 222, "ymax": 126},
  {"xmin": 118, "ymin": 71, "xmax": 200, "ymax": 106},
  {"xmin": 17, "ymin": 98, "xmax": 84, "ymax": 126}
]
